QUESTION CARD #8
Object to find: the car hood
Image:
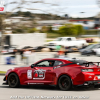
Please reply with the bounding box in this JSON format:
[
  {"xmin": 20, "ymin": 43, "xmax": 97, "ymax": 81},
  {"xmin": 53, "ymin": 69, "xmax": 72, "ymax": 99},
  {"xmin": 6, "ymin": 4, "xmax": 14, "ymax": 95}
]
[
  {"xmin": 12, "ymin": 66, "xmax": 30, "ymax": 70},
  {"xmin": 80, "ymin": 48, "xmax": 92, "ymax": 52},
  {"xmin": 80, "ymin": 49, "xmax": 88, "ymax": 52},
  {"xmin": 79, "ymin": 49, "xmax": 86, "ymax": 52}
]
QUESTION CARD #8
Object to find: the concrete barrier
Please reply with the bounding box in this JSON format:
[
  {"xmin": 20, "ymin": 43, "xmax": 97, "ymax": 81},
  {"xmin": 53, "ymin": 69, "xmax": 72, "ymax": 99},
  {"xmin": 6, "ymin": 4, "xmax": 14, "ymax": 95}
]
[
  {"xmin": 28, "ymin": 52, "xmax": 56, "ymax": 64},
  {"xmin": 0, "ymin": 52, "xmax": 57, "ymax": 65}
]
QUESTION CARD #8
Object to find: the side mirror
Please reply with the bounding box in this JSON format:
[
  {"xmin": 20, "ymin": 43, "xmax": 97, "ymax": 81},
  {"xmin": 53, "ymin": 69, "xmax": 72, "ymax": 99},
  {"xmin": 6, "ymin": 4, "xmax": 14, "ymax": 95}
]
[{"xmin": 31, "ymin": 64, "xmax": 35, "ymax": 68}]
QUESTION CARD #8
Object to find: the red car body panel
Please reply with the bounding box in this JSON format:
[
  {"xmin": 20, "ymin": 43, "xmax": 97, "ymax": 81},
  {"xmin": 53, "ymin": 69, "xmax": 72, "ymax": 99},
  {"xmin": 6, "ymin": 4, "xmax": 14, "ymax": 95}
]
[{"xmin": 4, "ymin": 58, "xmax": 100, "ymax": 86}]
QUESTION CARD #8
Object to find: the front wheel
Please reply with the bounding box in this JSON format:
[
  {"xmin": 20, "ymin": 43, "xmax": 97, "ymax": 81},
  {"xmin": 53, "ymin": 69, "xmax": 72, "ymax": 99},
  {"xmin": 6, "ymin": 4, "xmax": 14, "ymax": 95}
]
[
  {"xmin": 58, "ymin": 75, "xmax": 72, "ymax": 91},
  {"xmin": 8, "ymin": 73, "xmax": 20, "ymax": 88}
]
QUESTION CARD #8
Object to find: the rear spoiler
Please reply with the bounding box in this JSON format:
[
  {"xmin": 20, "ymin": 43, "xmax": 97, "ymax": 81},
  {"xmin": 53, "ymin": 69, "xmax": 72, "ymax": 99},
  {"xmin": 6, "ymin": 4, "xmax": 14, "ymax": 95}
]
[{"xmin": 83, "ymin": 62, "xmax": 100, "ymax": 67}]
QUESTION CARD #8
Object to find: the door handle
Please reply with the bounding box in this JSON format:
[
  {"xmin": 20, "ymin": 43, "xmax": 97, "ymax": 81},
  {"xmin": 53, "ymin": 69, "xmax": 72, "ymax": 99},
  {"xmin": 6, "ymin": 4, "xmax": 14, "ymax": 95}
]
[{"xmin": 47, "ymin": 69, "xmax": 51, "ymax": 71}]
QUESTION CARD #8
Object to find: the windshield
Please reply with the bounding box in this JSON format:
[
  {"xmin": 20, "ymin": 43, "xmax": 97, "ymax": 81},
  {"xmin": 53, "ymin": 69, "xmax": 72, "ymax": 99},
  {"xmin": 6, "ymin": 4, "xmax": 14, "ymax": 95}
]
[
  {"xmin": 85, "ymin": 44, "xmax": 97, "ymax": 50},
  {"xmin": 55, "ymin": 38, "xmax": 62, "ymax": 41}
]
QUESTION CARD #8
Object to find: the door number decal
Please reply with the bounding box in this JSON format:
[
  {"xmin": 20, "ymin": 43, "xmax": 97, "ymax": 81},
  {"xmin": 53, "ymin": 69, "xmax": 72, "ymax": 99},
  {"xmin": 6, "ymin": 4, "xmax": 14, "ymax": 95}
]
[
  {"xmin": 27, "ymin": 70, "xmax": 32, "ymax": 79},
  {"xmin": 33, "ymin": 69, "xmax": 46, "ymax": 80}
]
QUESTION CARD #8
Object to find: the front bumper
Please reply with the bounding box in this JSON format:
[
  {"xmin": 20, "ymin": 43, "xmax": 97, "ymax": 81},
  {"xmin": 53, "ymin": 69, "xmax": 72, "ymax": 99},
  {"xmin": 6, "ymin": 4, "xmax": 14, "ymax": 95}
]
[
  {"xmin": 83, "ymin": 80, "xmax": 100, "ymax": 86},
  {"xmin": 3, "ymin": 76, "xmax": 6, "ymax": 81},
  {"xmin": 3, "ymin": 76, "xmax": 8, "ymax": 85},
  {"xmin": 46, "ymin": 45, "xmax": 55, "ymax": 49}
]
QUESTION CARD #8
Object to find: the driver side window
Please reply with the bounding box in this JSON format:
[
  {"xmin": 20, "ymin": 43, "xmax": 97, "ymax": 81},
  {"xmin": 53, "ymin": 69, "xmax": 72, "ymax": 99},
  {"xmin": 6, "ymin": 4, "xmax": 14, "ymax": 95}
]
[
  {"xmin": 37, "ymin": 61, "xmax": 49, "ymax": 66},
  {"xmin": 36, "ymin": 60, "xmax": 55, "ymax": 67},
  {"xmin": 67, "ymin": 38, "xmax": 71, "ymax": 41}
]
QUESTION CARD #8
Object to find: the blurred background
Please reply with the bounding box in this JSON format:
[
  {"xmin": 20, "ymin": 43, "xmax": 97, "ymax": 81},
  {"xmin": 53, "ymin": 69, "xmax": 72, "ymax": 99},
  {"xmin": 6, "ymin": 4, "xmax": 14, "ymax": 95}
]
[{"xmin": 1, "ymin": 0, "xmax": 100, "ymax": 73}]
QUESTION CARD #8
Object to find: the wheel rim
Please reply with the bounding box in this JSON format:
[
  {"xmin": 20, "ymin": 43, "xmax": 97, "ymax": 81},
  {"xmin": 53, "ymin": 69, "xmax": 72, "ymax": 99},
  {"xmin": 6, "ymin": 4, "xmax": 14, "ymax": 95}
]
[
  {"xmin": 9, "ymin": 75, "xmax": 17, "ymax": 86},
  {"xmin": 60, "ymin": 77, "xmax": 70, "ymax": 89}
]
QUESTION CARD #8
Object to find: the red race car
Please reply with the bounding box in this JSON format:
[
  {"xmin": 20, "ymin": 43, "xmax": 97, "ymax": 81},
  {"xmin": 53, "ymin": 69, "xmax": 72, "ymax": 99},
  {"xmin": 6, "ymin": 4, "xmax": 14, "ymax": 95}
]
[{"xmin": 3, "ymin": 58, "xmax": 100, "ymax": 91}]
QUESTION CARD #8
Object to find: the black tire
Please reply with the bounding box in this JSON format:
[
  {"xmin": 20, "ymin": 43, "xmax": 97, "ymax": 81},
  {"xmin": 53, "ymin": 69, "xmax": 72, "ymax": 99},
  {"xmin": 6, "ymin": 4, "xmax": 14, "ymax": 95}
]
[
  {"xmin": 8, "ymin": 73, "xmax": 20, "ymax": 88},
  {"xmin": 58, "ymin": 75, "xmax": 72, "ymax": 91}
]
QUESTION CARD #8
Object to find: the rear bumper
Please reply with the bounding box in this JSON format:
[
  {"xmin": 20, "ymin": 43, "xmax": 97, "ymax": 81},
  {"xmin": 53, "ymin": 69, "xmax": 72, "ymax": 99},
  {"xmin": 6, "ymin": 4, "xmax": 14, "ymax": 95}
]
[{"xmin": 81, "ymin": 80, "xmax": 100, "ymax": 86}]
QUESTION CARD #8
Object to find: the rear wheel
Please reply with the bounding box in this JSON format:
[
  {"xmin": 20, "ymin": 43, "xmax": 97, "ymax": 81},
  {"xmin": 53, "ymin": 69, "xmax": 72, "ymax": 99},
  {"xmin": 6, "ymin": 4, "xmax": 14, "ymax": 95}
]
[
  {"xmin": 8, "ymin": 73, "xmax": 20, "ymax": 88},
  {"xmin": 58, "ymin": 75, "xmax": 72, "ymax": 91}
]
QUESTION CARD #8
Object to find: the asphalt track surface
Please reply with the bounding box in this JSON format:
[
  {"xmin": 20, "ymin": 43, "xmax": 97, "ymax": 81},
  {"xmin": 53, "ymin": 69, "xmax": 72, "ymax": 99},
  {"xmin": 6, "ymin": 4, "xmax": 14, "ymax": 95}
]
[{"xmin": 0, "ymin": 75, "xmax": 100, "ymax": 100}]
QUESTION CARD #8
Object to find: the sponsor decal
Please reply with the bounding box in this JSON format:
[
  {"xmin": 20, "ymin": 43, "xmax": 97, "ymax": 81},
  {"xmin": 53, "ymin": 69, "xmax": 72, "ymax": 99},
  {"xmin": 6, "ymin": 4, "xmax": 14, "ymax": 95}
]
[
  {"xmin": 27, "ymin": 70, "xmax": 32, "ymax": 79},
  {"xmin": 33, "ymin": 69, "xmax": 46, "ymax": 79},
  {"xmin": 88, "ymin": 76, "xmax": 92, "ymax": 78},
  {"xmin": 54, "ymin": 66, "xmax": 61, "ymax": 69},
  {"xmin": 0, "ymin": 0, "xmax": 5, "ymax": 11},
  {"xmin": 28, "ymin": 83, "xmax": 44, "ymax": 85}
]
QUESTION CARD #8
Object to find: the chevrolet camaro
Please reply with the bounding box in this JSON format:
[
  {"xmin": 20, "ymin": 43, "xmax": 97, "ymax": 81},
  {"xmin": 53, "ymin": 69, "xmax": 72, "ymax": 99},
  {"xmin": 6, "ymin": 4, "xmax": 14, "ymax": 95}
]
[{"xmin": 3, "ymin": 58, "xmax": 100, "ymax": 91}]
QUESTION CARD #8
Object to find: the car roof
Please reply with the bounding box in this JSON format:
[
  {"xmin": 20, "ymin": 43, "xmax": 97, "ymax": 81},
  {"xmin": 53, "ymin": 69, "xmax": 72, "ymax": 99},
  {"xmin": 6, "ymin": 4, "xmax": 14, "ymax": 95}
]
[
  {"xmin": 42, "ymin": 58, "xmax": 79, "ymax": 63},
  {"xmin": 57, "ymin": 37, "xmax": 75, "ymax": 38},
  {"xmin": 42, "ymin": 58, "xmax": 64, "ymax": 61},
  {"xmin": 42, "ymin": 58, "xmax": 87, "ymax": 65},
  {"xmin": 41, "ymin": 58, "xmax": 69, "ymax": 62}
]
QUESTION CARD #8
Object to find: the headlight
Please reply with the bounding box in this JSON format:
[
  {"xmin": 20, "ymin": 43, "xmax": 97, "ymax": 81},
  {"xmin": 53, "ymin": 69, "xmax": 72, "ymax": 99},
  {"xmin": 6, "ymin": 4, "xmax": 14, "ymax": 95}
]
[{"xmin": 81, "ymin": 69, "xmax": 93, "ymax": 72}]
